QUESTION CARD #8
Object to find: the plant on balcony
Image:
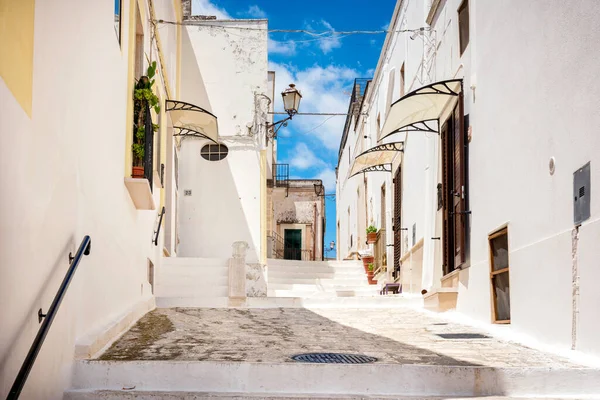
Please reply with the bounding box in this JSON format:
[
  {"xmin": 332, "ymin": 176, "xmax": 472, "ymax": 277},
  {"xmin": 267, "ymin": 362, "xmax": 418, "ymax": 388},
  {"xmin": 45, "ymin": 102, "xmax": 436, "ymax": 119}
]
[
  {"xmin": 132, "ymin": 61, "xmax": 160, "ymax": 178},
  {"xmin": 366, "ymin": 225, "xmax": 378, "ymax": 244}
]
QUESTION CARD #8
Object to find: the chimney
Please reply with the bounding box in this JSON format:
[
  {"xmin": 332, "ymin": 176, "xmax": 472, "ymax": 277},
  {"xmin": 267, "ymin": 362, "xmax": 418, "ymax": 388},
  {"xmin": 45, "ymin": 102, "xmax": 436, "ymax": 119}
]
[{"xmin": 181, "ymin": 0, "xmax": 191, "ymax": 19}]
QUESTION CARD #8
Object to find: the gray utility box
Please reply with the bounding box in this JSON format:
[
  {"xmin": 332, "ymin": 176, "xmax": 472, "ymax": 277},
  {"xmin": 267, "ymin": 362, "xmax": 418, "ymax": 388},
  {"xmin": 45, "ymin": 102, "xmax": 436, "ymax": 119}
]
[{"xmin": 574, "ymin": 162, "xmax": 591, "ymax": 225}]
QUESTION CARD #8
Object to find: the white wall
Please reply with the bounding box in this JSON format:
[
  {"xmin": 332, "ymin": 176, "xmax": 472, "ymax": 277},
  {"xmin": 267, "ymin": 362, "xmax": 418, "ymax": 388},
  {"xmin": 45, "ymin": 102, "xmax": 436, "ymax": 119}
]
[
  {"xmin": 459, "ymin": 0, "xmax": 600, "ymax": 355},
  {"xmin": 179, "ymin": 20, "xmax": 268, "ymax": 263},
  {"xmin": 0, "ymin": 0, "xmax": 179, "ymax": 397}
]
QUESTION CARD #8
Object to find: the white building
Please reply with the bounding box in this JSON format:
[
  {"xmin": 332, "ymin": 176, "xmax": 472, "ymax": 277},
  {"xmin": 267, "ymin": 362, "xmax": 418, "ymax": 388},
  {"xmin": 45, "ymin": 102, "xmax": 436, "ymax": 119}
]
[
  {"xmin": 0, "ymin": 0, "xmax": 274, "ymax": 397},
  {"xmin": 337, "ymin": 0, "xmax": 600, "ymax": 357}
]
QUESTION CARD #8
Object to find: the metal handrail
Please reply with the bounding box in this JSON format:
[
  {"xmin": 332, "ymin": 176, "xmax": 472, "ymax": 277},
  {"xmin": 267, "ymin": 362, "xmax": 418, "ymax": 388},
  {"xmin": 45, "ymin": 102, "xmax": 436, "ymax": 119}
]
[
  {"xmin": 7, "ymin": 236, "xmax": 91, "ymax": 400},
  {"xmin": 153, "ymin": 207, "xmax": 166, "ymax": 246}
]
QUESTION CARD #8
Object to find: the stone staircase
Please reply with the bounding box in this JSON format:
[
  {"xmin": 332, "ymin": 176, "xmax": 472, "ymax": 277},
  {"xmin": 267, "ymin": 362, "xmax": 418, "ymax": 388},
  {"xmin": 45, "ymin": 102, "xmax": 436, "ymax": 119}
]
[
  {"xmin": 155, "ymin": 257, "xmax": 230, "ymax": 308},
  {"xmin": 267, "ymin": 258, "xmax": 380, "ymax": 298}
]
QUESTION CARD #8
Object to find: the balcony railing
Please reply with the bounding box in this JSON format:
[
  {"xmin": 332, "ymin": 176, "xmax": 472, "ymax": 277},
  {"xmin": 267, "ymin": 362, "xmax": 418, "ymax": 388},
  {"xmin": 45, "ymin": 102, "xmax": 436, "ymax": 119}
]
[
  {"xmin": 283, "ymin": 248, "xmax": 313, "ymax": 261},
  {"xmin": 267, "ymin": 231, "xmax": 313, "ymax": 261}
]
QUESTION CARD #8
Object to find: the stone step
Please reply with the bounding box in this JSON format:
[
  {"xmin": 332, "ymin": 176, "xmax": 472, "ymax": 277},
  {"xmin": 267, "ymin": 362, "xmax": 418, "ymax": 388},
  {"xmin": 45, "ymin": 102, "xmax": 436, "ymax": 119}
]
[
  {"xmin": 162, "ymin": 257, "xmax": 230, "ymax": 267},
  {"xmin": 157, "ymin": 275, "xmax": 229, "ymax": 286},
  {"xmin": 268, "ymin": 278, "xmax": 369, "ymax": 286},
  {"xmin": 64, "ymin": 390, "xmax": 566, "ymax": 399},
  {"xmin": 155, "ymin": 285, "xmax": 228, "ymax": 298},
  {"xmin": 267, "ymin": 260, "xmax": 363, "ymax": 269},
  {"xmin": 155, "ymin": 296, "xmax": 421, "ymax": 309},
  {"xmin": 66, "ymin": 360, "xmax": 600, "ymax": 398},
  {"xmin": 268, "ymin": 270, "xmax": 366, "ymax": 278}
]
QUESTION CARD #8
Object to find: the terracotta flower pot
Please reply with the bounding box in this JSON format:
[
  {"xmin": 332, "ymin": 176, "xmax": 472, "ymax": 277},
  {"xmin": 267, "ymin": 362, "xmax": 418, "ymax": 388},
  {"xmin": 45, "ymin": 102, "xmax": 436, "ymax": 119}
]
[
  {"xmin": 367, "ymin": 232, "xmax": 377, "ymax": 244},
  {"xmin": 132, "ymin": 166, "xmax": 145, "ymax": 179},
  {"xmin": 362, "ymin": 256, "xmax": 374, "ymax": 273},
  {"xmin": 367, "ymin": 271, "xmax": 377, "ymax": 285}
]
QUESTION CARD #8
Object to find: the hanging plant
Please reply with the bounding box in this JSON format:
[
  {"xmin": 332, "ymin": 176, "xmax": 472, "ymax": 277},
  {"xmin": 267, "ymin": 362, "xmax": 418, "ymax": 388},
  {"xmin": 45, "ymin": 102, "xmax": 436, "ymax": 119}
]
[{"xmin": 132, "ymin": 61, "xmax": 160, "ymax": 175}]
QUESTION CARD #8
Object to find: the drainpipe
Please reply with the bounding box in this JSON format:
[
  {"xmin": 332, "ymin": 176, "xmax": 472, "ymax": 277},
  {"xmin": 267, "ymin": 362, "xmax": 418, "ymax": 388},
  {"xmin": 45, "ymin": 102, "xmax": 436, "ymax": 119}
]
[
  {"xmin": 313, "ymin": 203, "xmax": 317, "ymax": 261},
  {"xmin": 572, "ymin": 226, "xmax": 580, "ymax": 350}
]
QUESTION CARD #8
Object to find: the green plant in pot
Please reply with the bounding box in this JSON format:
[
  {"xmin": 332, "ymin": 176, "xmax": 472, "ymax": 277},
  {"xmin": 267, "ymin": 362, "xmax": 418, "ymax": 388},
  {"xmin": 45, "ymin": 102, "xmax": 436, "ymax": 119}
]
[
  {"xmin": 366, "ymin": 225, "xmax": 378, "ymax": 244},
  {"xmin": 132, "ymin": 61, "xmax": 160, "ymax": 178},
  {"xmin": 366, "ymin": 263, "xmax": 377, "ymax": 285}
]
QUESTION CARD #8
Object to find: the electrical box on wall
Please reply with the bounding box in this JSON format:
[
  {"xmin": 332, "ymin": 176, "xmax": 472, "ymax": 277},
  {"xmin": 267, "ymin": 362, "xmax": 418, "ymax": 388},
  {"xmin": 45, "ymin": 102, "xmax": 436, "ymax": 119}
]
[{"xmin": 573, "ymin": 162, "xmax": 591, "ymax": 225}]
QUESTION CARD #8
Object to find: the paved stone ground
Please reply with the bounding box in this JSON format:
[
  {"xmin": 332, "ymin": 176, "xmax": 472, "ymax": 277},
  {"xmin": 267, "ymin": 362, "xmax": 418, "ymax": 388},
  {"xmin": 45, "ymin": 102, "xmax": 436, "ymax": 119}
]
[{"xmin": 99, "ymin": 307, "xmax": 579, "ymax": 368}]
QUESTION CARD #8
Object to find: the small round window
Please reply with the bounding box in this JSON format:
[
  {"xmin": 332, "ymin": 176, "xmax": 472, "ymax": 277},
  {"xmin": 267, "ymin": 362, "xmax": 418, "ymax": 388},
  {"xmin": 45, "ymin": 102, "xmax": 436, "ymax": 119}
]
[{"xmin": 200, "ymin": 144, "xmax": 228, "ymax": 161}]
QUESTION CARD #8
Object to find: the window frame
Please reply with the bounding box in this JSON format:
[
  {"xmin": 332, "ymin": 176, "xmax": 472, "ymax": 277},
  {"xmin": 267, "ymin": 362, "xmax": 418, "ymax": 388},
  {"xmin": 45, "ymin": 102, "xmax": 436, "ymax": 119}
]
[
  {"xmin": 489, "ymin": 227, "xmax": 511, "ymax": 324},
  {"xmin": 200, "ymin": 143, "xmax": 229, "ymax": 161},
  {"xmin": 458, "ymin": 0, "xmax": 470, "ymax": 56}
]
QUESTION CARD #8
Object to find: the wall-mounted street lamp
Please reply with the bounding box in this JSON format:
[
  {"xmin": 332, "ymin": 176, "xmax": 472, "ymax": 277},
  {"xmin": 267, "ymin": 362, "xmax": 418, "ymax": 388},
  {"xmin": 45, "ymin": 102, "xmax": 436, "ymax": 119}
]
[{"xmin": 266, "ymin": 84, "xmax": 302, "ymax": 141}]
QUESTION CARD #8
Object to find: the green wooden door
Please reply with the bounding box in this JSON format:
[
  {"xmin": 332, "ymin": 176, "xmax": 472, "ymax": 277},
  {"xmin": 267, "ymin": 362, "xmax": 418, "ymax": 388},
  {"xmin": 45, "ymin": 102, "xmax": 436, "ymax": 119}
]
[{"xmin": 284, "ymin": 229, "xmax": 302, "ymax": 260}]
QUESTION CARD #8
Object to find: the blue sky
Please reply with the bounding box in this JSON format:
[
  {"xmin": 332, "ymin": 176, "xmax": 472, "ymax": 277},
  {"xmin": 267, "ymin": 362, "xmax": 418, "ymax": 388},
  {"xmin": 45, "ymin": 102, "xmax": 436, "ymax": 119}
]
[{"xmin": 193, "ymin": 0, "xmax": 396, "ymax": 256}]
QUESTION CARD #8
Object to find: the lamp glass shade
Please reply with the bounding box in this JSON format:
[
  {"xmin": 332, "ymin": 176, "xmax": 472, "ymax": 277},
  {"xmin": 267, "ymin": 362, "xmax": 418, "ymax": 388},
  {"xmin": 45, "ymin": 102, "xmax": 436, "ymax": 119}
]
[{"xmin": 282, "ymin": 84, "xmax": 302, "ymax": 114}]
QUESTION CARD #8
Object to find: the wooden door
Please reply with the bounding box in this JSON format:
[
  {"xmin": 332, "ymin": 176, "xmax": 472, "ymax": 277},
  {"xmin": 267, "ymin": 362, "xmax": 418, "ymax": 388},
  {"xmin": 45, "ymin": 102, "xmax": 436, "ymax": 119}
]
[
  {"xmin": 453, "ymin": 95, "xmax": 466, "ymax": 267},
  {"xmin": 393, "ymin": 167, "xmax": 402, "ymax": 275}
]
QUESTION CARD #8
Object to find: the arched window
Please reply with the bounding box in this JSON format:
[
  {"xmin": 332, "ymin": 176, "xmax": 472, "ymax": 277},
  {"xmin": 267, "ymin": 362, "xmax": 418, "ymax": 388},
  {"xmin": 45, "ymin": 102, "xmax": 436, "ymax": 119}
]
[{"xmin": 200, "ymin": 144, "xmax": 228, "ymax": 161}]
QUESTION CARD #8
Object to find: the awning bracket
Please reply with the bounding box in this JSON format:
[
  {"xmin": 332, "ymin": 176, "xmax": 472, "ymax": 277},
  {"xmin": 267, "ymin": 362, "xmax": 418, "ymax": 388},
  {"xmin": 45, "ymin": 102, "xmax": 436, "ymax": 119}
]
[
  {"xmin": 172, "ymin": 127, "xmax": 218, "ymax": 143},
  {"xmin": 350, "ymin": 163, "xmax": 392, "ymax": 178}
]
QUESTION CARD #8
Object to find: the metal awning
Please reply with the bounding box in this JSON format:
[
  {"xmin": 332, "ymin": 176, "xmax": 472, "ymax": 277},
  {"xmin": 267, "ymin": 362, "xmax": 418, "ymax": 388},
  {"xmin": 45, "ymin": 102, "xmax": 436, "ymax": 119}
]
[
  {"xmin": 380, "ymin": 79, "xmax": 462, "ymax": 141},
  {"xmin": 166, "ymin": 100, "xmax": 219, "ymax": 143},
  {"xmin": 350, "ymin": 142, "xmax": 404, "ymax": 177}
]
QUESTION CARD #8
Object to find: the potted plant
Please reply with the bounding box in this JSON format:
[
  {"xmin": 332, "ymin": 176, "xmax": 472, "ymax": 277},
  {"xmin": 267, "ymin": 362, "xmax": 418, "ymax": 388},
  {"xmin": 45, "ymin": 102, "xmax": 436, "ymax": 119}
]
[
  {"xmin": 361, "ymin": 254, "xmax": 374, "ymax": 273},
  {"xmin": 132, "ymin": 61, "xmax": 160, "ymax": 178},
  {"xmin": 367, "ymin": 263, "xmax": 377, "ymax": 285},
  {"xmin": 366, "ymin": 225, "xmax": 378, "ymax": 244}
]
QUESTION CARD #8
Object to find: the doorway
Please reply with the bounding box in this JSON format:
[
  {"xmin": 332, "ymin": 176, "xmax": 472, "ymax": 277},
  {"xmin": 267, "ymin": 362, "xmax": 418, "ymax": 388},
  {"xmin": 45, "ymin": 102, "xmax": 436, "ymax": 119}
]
[{"xmin": 284, "ymin": 229, "xmax": 302, "ymax": 260}]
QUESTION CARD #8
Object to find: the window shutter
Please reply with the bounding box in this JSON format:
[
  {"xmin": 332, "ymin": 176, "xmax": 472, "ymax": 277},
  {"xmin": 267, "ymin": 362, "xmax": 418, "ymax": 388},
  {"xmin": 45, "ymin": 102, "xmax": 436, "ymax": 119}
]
[
  {"xmin": 441, "ymin": 123, "xmax": 452, "ymax": 273},
  {"xmin": 453, "ymin": 95, "xmax": 466, "ymax": 266},
  {"xmin": 393, "ymin": 167, "xmax": 402, "ymax": 273}
]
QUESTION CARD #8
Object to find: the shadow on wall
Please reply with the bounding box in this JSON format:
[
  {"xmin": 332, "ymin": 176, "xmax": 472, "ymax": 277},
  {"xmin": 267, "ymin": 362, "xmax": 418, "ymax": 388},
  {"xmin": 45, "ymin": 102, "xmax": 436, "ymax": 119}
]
[
  {"xmin": 178, "ymin": 139, "xmax": 260, "ymax": 262},
  {"xmin": 181, "ymin": 27, "xmax": 213, "ymax": 112}
]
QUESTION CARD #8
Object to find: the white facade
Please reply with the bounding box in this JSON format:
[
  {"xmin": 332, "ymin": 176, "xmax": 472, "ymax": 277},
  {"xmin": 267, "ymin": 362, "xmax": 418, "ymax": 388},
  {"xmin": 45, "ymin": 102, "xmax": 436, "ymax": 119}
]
[
  {"xmin": 337, "ymin": 0, "xmax": 600, "ymax": 357},
  {"xmin": 178, "ymin": 19, "xmax": 269, "ymax": 264},
  {"xmin": 0, "ymin": 0, "xmax": 180, "ymax": 398}
]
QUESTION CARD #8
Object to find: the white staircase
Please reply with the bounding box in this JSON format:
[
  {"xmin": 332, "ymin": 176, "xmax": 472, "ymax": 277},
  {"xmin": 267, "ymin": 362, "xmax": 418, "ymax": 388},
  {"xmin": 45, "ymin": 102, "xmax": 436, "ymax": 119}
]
[
  {"xmin": 267, "ymin": 259, "xmax": 379, "ymax": 298},
  {"xmin": 155, "ymin": 257, "xmax": 229, "ymax": 307}
]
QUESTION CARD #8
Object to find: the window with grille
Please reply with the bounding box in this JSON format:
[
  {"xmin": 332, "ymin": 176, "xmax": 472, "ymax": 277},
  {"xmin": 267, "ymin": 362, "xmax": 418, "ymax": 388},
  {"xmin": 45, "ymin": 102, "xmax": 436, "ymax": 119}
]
[
  {"xmin": 458, "ymin": 0, "xmax": 470, "ymax": 55},
  {"xmin": 201, "ymin": 144, "xmax": 229, "ymax": 161}
]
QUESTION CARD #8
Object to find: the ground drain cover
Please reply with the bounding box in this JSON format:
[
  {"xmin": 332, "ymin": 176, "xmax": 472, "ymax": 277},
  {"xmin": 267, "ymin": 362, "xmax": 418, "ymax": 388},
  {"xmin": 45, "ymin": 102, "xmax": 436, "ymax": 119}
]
[
  {"xmin": 436, "ymin": 333, "xmax": 490, "ymax": 339},
  {"xmin": 291, "ymin": 353, "xmax": 377, "ymax": 364}
]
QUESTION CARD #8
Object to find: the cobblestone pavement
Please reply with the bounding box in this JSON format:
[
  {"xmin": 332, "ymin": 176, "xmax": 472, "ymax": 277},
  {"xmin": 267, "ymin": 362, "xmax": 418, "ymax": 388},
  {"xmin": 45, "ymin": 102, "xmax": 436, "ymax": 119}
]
[{"xmin": 99, "ymin": 307, "xmax": 579, "ymax": 368}]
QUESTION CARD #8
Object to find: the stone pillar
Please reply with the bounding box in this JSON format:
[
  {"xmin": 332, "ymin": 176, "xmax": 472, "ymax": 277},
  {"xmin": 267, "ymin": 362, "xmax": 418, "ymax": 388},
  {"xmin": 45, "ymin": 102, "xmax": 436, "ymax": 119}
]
[{"xmin": 229, "ymin": 241, "xmax": 247, "ymax": 300}]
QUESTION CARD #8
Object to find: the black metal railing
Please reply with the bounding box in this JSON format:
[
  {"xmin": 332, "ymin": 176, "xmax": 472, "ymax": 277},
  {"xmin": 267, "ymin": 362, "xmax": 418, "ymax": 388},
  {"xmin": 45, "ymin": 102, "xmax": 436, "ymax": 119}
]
[
  {"xmin": 267, "ymin": 230, "xmax": 285, "ymax": 258},
  {"xmin": 7, "ymin": 236, "xmax": 91, "ymax": 400},
  {"xmin": 273, "ymin": 163, "xmax": 289, "ymax": 196},
  {"xmin": 153, "ymin": 207, "xmax": 166, "ymax": 246},
  {"xmin": 143, "ymin": 101, "xmax": 154, "ymax": 192},
  {"xmin": 283, "ymin": 248, "xmax": 313, "ymax": 261}
]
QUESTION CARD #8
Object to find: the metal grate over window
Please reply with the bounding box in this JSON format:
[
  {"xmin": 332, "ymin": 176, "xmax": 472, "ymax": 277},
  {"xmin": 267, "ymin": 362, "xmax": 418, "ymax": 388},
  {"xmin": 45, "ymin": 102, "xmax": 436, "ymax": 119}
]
[{"xmin": 201, "ymin": 144, "xmax": 228, "ymax": 161}]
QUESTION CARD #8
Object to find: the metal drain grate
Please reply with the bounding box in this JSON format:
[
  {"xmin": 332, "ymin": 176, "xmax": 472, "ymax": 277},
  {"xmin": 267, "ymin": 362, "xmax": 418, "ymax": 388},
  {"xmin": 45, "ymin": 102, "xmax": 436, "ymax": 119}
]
[
  {"xmin": 291, "ymin": 353, "xmax": 377, "ymax": 364},
  {"xmin": 436, "ymin": 333, "xmax": 490, "ymax": 339}
]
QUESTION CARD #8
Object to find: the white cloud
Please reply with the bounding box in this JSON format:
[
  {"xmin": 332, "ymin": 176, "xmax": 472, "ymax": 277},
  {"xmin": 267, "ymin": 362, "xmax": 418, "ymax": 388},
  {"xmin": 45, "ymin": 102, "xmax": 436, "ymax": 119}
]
[
  {"xmin": 289, "ymin": 143, "xmax": 326, "ymax": 170},
  {"xmin": 268, "ymin": 38, "xmax": 296, "ymax": 56},
  {"xmin": 269, "ymin": 61, "xmax": 358, "ymax": 150},
  {"xmin": 192, "ymin": 0, "xmax": 231, "ymax": 19},
  {"xmin": 318, "ymin": 20, "xmax": 342, "ymax": 54},
  {"xmin": 316, "ymin": 167, "xmax": 336, "ymax": 192},
  {"xmin": 246, "ymin": 5, "xmax": 267, "ymax": 18}
]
